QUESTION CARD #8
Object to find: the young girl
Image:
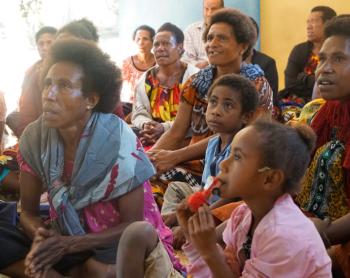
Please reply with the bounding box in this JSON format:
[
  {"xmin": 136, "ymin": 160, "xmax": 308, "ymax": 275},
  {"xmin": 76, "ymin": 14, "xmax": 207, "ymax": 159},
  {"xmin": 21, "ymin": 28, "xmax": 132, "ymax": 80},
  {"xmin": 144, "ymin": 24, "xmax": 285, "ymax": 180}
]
[
  {"xmin": 177, "ymin": 119, "xmax": 331, "ymax": 277},
  {"xmin": 161, "ymin": 74, "xmax": 258, "ymax": 225}
]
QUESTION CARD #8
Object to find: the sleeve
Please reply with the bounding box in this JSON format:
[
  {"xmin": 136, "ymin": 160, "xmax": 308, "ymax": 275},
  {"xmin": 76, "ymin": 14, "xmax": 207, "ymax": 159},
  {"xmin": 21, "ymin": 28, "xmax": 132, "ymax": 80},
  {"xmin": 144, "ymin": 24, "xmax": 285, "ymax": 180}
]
[
  {"xmin": 262, "ymin": 60, "xmax": 279, "ymax": 103},
  {"xmin": 284, "ymin": 44, "xmax": 309, "ymax": 89},
  {"xmin": 131, "ymin": 76, "xmax": 153, "ymax": 129},
  {"xmin": 253, "ymin": 76, "xmax": 273, "ymax": 113},
  {"xmin": 180, "ymin": 77, "xmax": 197, "ymax": 106},
  {"xmin": 182, "ymin": 242, "xmax": 225, "ymax": 278}
]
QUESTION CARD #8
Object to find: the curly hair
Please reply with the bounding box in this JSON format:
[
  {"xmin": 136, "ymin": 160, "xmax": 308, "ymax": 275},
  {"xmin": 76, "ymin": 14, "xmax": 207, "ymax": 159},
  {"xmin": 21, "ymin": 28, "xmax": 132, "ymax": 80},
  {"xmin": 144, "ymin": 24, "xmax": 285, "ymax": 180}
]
[
  {"xmin": 132, "ymin": 25, "xmax": 155, "ymax": 41},
  {"xmin": 324, "ymin": 15, "xmax": 350, "ymax": 39},
  {"xmin": 57, "ymin": 18, "xmax": 99, "ymax": 42},
  {"xmin": 43, "ymin": 38, "xmax": 122, "ymax": 113},
  {"xmin": 202, "ymin": 8, "xmax": 255, "ymax": 60},
  {"xmin": 157, "ymin": 22, "xmax": 184, "ymax": 44},
  {"xmin": 207, "ymin": 74, "xmax": 258, "ymax": 115},
  {"xmin": 251, "ymin": 119, "xmax": 316, "ymax": 194}
]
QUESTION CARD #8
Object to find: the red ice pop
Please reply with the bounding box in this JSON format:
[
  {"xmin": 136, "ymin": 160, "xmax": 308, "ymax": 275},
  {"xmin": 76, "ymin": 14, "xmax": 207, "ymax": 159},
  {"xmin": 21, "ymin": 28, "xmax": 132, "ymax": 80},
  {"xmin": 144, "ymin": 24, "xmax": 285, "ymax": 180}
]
[{"xmin": 187, "ymin": 178, "xmax": 220, "ymax": 212}]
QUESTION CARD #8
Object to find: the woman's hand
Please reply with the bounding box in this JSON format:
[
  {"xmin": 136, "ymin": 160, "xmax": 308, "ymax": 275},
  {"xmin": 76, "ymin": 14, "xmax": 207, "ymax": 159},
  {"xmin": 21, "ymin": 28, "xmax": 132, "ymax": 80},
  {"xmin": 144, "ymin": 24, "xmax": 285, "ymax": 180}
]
[
  {"xmin": 311, "ymin": 217, "xmax": 332, "ymax": 248},
  {"xmin": 140, "ymin": 122, "xmax": 164, "ymax": 145},
  {"xmin": 25, "ymin": 228, "xmax": 68, "ymax": 276},
  {"xmin": 148, "ymin": 149, "xmax": 179, "ymax": 173},
  {"xmin": 188, "ymin": 205, "xmax": 217, "ymax": 258}
]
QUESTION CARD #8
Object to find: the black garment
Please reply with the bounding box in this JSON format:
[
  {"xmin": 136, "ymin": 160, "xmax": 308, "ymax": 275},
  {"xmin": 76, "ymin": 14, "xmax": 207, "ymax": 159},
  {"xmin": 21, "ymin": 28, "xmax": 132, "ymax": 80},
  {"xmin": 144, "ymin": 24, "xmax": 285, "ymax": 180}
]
[
  {"xmin": 252, "ymin": 49, "xmax": 279, "ymax": 104},
  {"xmin": 284, "ymin": 41, "xmax": 315, "ymax": 99}
]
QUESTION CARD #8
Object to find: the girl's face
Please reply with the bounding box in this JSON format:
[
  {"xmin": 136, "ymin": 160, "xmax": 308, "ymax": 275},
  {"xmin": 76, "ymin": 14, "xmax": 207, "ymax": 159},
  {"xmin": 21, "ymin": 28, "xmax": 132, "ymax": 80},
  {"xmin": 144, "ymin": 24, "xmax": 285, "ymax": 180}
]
[
  {"xmin": 316, "ymin": 35, "xmax": 350, "ymax": 101},
  {"xmin": 217, "ymin": 126, "xmax": 266, "ymax": 199},
  {"xmin": 206, "ymin": 85, "xmax": 247, "ymax": 134},
  {"xmin": 134, "ymin": 29, "xmax": 153, "ymax": 53},
  {"xmin": 205, "ymin": 22, "xmax": 247, "ymax": 67}
]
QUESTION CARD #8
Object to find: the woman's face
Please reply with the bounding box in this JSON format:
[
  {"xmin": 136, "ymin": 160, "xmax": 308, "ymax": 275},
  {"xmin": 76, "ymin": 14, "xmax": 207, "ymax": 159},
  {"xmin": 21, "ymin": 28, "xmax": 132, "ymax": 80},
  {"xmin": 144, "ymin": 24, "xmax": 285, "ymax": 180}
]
[
  {"xmin": 152, "ymin": 31, "xmax": 182, "ymax": 67},
  {"xmin": 134, "ymin": 29, "xmax": 153, "ymax": 54},
  {"xmin": 205, "ymin": 22, "xmax": 247, "ymax": 68},
  {"xmin": 316, "ymin": 35, "xmax": 350, "ymax": 101},
  {"xmin": 42, "ymin": 61, "xmax": 98, "ymax": 129}
]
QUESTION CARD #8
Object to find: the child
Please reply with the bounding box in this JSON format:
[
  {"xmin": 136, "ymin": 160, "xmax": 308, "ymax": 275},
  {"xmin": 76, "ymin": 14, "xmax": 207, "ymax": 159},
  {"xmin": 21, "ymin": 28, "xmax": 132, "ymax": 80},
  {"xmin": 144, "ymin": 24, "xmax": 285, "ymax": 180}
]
[
  {"xmin": 161, "ymin": 74, "xmax": 258, "ymax": 245},
  {"xmin": 177, "ymin": 119, "xmax": 331, "ymax": 277},
  {"xmin": 115, "ymin": 74, "xmax": 259, "ymax": 277}
]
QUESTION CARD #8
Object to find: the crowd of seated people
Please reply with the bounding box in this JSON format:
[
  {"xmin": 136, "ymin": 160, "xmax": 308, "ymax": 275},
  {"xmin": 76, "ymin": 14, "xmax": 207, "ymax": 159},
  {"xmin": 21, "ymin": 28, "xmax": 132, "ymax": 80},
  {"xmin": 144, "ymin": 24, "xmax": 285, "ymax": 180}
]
[{"xmin": 0, "ymin": 1, "xmax": 349, "ymax": 277}]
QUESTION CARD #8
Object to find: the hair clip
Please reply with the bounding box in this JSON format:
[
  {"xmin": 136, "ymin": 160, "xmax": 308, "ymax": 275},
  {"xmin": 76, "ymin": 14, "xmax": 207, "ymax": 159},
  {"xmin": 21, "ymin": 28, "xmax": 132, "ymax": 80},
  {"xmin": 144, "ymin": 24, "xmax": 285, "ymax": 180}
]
[{"xmin": 257, "ymin": 166, "xmax": 271, "ymax": 173}]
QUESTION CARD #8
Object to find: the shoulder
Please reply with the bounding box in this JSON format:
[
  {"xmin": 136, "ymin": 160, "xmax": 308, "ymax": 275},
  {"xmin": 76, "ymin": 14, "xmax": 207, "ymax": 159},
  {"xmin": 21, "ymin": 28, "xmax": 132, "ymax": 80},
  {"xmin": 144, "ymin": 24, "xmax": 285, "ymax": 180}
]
[
  {"xmin": 252, "ymin": 50, "xmax": 276, "ymax": 67},
  {"xmin": 290, "ymin": 41, "xmax": 313, "ymax": 56}
]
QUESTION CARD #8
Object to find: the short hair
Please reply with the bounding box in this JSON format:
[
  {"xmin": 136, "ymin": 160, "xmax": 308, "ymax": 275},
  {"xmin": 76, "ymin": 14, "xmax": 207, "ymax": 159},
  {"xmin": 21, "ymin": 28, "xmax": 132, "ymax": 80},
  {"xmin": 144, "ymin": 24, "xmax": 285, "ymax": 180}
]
[
  {"xmin": 324, "ymin": 15, "xmax": 350, "ymax": 39},
  {"xmin": 203, "ymin": 0, "xmax": 225, "ymax": 8},
  {"xmin": 157, "ymin": 22, "xmax": 184, "ymax": 44},
  {"xmin": 132, "ymin": 25, "xmax": 155, "ymax": 41},
  {"xmin": 249, "ymin": 16, "xmax": 259, "ymax": 38},
  {"xmin": 207, "ymin": 74, "xmax": 258, "ymax": 115},
  {"xmin": 203, "ymin": 8, "xmax": 256, "ymax": 60},
  {"xmin": 251, "ymin": 119, "xmax": 316, "ymax": 194},
  {"xmin": 43, "ymin": 39, "xmax": 122, "ymax": 113},
  {"xmin": 311, "ymin": 6, "xmax": 337, "ymax": 23},
  {"xmin": 35, "ymin": 26, "xmax": 57, "ymax": 42},
  {"xmin": 58, "ymin": 18, "xmax": 99, "ymax": 42}
]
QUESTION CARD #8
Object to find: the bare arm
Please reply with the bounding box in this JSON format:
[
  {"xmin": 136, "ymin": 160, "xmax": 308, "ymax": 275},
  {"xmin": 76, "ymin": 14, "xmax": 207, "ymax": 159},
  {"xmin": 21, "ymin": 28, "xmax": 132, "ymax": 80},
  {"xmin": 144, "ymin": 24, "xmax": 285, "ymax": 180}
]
[
  {"xmin": 19, "ymin": 171, "xmax": 45, "ymax": 239},
  {"xmin": 152, "ymin": 99, "xmax": 193, "ymax": 150},
  {"xmin": 325, "ymin": 213, "xmax": 350, "ymax": 246}
]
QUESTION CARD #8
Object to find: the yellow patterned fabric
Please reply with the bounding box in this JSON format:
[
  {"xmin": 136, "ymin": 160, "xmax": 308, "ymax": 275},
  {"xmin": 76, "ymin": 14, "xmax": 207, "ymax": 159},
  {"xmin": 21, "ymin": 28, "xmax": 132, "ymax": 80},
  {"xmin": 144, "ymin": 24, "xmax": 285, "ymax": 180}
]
[{"xmin": 295, "ymin": 99, "xmax": 350, "ymax": 220}]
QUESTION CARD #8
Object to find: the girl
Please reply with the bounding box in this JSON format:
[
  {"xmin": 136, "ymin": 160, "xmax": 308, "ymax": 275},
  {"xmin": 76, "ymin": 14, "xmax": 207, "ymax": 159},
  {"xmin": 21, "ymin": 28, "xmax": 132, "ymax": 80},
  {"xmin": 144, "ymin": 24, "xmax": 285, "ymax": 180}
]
[
  {"xmin": 161, "ymin": 73, "xmax": 258, "ymax": 227},
  {"xmin": 177, "ymin": 119, "xmax": 331, "ymax": 277}
]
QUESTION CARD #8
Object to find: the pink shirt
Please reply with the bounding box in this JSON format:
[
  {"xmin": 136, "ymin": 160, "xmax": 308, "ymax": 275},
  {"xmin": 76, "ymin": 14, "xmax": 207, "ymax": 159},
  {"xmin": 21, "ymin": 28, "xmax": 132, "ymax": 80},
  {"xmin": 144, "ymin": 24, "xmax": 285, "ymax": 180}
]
[{"xmin": 183, "ymin": 194, "xmax": 331, "ymax": 277}]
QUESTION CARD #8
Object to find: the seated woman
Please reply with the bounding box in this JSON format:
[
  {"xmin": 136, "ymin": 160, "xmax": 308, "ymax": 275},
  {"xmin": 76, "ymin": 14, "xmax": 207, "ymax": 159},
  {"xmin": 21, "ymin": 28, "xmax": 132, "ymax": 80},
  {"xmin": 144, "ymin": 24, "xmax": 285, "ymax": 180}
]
[
  {"xmin": 121, "ymin": 25, "xmax": 156, "ymax": 117},
  {"xmin": 0, "ymin": 39, "xmax": 180, "ymax": 278},
  {"xmin": 131, "ymin": 22, "xmax": 198, "ymax": 147},
  {"xmin": 293, "ymin": 16, "xmax": 350, "ymax": 277},
  {"xmin": 149, "ymin": 9, "xmax": 273, "ymax": 197}
]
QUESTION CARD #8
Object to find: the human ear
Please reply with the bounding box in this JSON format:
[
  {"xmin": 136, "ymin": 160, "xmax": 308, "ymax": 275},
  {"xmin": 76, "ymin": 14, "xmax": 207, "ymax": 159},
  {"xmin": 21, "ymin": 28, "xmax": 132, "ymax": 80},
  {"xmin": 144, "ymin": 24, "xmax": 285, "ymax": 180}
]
[
  {"xmin": 177, "ymin": 43, "xmax": 184, "ymax": 56},
  {"xmin": 86, "ymin": 93, "xmax": 100, "ymax": 110},
  {"xmin": 262, "ymin": 169, "xmax": 284, "ymax": 193},
  {"xmin": 241, "ymin": 111, "xmax": 256, "ymax": 125}
]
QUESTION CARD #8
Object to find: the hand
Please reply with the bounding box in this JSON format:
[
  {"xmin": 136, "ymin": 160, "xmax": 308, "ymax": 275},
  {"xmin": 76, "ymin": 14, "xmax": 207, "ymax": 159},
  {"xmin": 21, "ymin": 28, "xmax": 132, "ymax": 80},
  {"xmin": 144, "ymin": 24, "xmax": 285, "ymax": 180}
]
[
  {"xmin": 172, "ymin": 226, "xmax": 186, "ymax": 250},
  {"xmin": 140, "ymin": 122, "xmax": 164, "ymax": 146},
  {"xmin": 176, "ymin": 200, "xmax": 194, "ymax": 240},
  {"xmin": 162, "ymin": 212, "xmax": 178, "ymax": 227},
  {"xmin": 25, "ymin": 228, "xmax": 67, "ymax": 276},
  {"xmin": 311, "ymin": 217, "xmax": 332, "ymax": 248},
  {"xmin": 148, "ymin": 149, "xmax": 179, "ymax": 173},
  {"xmin": 195, "ymin": 61, "xmax": 209, "ymax": 69},
  {"xmin": 188, "ymin": 205, "xmax": 217, "ymax": 257}
]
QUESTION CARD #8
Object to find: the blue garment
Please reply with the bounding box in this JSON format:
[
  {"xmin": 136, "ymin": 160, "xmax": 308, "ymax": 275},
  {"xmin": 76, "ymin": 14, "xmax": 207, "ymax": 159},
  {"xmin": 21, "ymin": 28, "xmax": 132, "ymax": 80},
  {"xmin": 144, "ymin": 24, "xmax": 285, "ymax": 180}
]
[{"xmin": 202, "ymin": 136, "xmax": 231, "ymax": 203}]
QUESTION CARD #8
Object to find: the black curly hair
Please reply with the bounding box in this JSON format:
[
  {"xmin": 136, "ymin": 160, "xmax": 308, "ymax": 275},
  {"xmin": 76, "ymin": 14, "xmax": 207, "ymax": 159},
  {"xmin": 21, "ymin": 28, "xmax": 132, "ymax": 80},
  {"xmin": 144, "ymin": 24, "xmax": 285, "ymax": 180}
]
[
  {"xmin": 251, "ymin": 119, "xmax": 316, "ymax": 194},
  {"xmin": 43, "ymin": 38, "xmax": 122, "ymax": 113},
  {"xmin": 203, "ymin": 8, "xmax": 255, "ymax": 60},
  {"xmin": 208, "ymin": 74, "xmax": 258, "ymax": 115},
  {"xmin": 57, "ymin": 18, "xmax": 99, "ymax": 42},
  {"xmin": 324, "ymin": 15, "xmax": 350, "ymax": 40},
  {"xmin": 157, "ymin": 22, "xmax": 184, "ymax": 44}
]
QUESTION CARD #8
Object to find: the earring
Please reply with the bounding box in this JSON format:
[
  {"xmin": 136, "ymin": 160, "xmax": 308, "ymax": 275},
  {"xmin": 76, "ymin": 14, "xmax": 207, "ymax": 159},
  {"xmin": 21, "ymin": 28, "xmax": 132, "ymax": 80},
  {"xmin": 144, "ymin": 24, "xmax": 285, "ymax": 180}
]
[{"xmin": 86, "ymin": 106, "xmax": 92, "ymax": 110}]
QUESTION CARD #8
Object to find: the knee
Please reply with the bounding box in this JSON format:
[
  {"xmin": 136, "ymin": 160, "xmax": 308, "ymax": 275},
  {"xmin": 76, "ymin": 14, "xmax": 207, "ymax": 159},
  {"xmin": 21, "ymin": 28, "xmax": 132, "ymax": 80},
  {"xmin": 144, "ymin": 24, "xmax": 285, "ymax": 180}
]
[{"xmin": 120, "ymin": 221, "xmax": 158, "ymax": 249}]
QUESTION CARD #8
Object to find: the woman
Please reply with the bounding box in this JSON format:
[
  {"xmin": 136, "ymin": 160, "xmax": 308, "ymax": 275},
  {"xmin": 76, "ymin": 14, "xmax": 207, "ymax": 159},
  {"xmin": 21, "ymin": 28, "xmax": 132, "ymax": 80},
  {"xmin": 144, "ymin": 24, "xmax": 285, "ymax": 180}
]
[
  {"xmin": 131, "ymin": 22, "xmax": 198, "ymax": 147},
  {"xmin": 294, "ymin": 16, "xmax": 350, "ymax": 277},
  {"xmin": 121, "ymin": 25, "xmax": 156, "ymax": 116},
  {"xmin": 0, "ymin": 39, "xmax": 180, "ymax": 277},
  {"xmin": 150, "ymin": 8, "xmax": 273, "ymax": 190}
]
